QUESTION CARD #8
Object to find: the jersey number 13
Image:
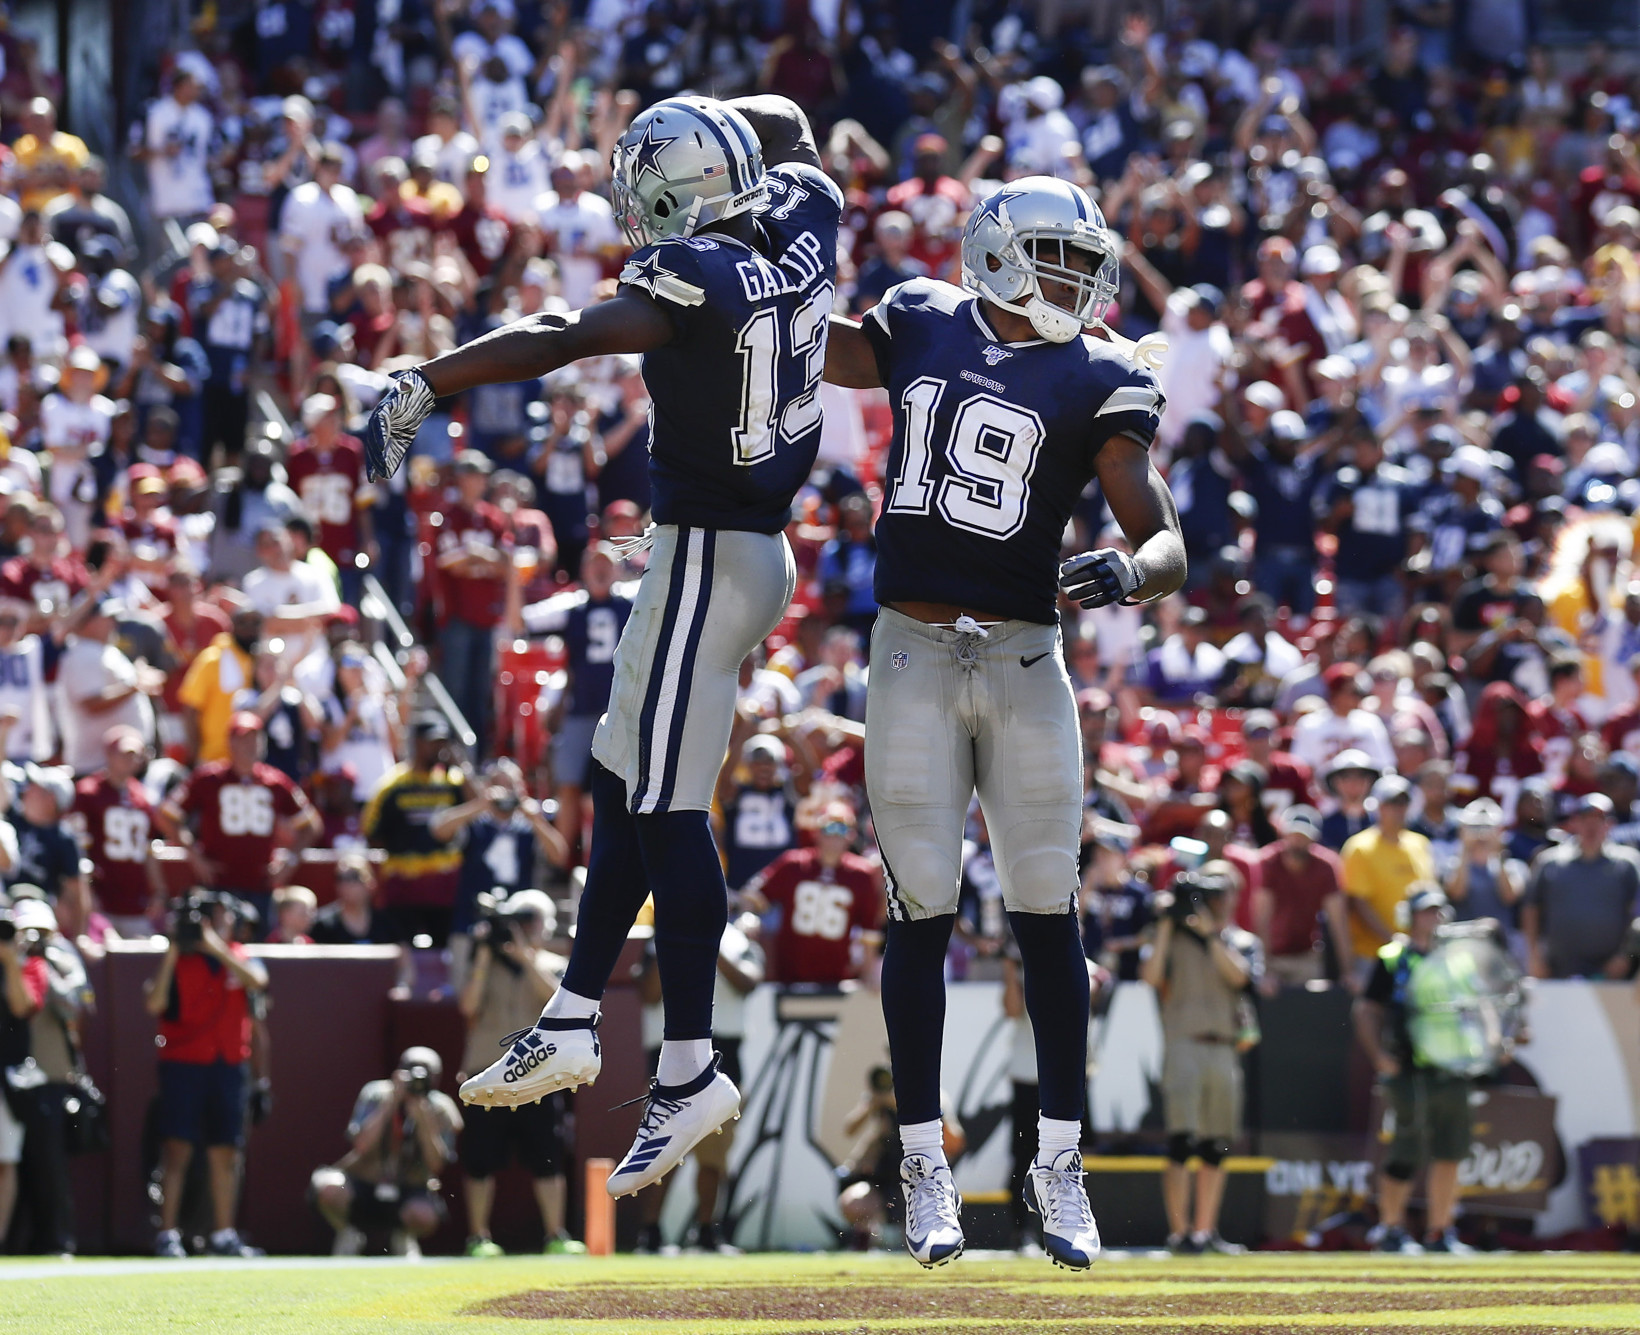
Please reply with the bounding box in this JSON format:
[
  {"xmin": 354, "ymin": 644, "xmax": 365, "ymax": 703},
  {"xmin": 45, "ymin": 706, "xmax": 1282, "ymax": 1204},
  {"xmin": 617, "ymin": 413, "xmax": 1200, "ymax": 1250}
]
[
  {"xmin": 732, "ymin": 282, "xmax": 834, "ymax": 465},
  {"xmin": 885, "ymin": 378, "xmax": 1046, "ymax": 539}
]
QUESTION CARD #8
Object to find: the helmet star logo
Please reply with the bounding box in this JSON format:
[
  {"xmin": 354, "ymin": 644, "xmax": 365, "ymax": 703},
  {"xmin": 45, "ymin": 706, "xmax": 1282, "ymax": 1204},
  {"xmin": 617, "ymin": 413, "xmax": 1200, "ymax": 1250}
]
[
  {"xmin": 628, "ymin": 122, "xmax": 677, "ymax": 187},
  {"xmin": 989, "ymin": 187, "xmax": 1029, "ymax": 228},
  {"xmin": 620, "ymin": 250, "xmax": 677, "ymax": 298}
]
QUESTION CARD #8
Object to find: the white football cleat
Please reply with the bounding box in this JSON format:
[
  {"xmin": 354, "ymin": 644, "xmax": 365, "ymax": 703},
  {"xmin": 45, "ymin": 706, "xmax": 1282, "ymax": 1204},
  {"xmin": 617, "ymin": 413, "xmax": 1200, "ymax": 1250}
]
[
  {"xmin": 1026, "ymin": 1149, "xmax": 1101, "ymax": 1269},
  {"xmin": 459, "ymin": 1015, "xmax": 601, "ymax": 1108},
  {"xmin": 606, "ymin": 1055, "xmax": 740, "ymax": 1198},
  {"xmin": 900, "ymin": 1153, "xmax": 964, "ymax": 1268}
]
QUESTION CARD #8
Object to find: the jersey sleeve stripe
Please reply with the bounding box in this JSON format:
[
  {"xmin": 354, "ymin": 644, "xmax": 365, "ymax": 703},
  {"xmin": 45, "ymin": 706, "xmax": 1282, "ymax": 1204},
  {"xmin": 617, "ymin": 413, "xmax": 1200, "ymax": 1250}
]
[{"xmin": 1095, "ymin": 385, "xmax": 1162, "ymax": 417}]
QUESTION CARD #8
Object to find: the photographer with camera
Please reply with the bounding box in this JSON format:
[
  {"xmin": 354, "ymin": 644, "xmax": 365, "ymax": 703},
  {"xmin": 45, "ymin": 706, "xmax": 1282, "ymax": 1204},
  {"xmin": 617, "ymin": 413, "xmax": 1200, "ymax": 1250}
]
[
  {"xmin": 310, "ymin": 1047, "xmax": 462, "ymax": 1258},
  {"xmin": 455, "ymin": 889, "xmax": 583, "ymax": 1257},
  {"xmin": 1141, "ymin": 860, "xmax": 1263, "ymax": 1255},
  {"xmin": 431, "ymin": 757, "xmax": 568, "ymax": 986},
  {"xmin": 143, "ymin": 890, "xmax": 268, "ymax": 1259},
  {"xmin": 0, "ymin": 893, "xmax": 49, "ymax": 1247},
  {"xmin": 6, "ymin": 892, "xmax": 93, "ymax": 1254}
]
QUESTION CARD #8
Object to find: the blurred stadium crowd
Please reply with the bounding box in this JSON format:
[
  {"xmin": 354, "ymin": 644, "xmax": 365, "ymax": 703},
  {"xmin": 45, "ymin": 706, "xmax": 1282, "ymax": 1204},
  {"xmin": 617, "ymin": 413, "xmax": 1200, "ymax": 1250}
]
[{"xmin": 0, "ymin": 0, "xmax": 1638, "ymax": 1259}]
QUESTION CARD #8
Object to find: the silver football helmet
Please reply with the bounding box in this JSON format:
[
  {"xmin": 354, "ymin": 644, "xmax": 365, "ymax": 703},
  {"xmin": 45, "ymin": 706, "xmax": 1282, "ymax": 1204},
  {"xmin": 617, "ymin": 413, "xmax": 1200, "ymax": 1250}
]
[
  {"xmin": 960, "ymin": 176, "xmax": 1119, "ymax": 343},
  {"xmin": 610, "ymin": 96, "xmax": 767, "ymax": 248}
]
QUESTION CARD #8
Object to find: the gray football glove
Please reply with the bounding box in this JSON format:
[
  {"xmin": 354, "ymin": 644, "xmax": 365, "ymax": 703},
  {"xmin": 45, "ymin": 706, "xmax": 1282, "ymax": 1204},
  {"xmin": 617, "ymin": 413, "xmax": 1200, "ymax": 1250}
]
[
  {"xmin": 1059, "ymin": 548, "xmax": 1143, "ymax": 609},
  {"xmin": 364, "ymin": 368, "xmax": 436, "ymax": 483}
]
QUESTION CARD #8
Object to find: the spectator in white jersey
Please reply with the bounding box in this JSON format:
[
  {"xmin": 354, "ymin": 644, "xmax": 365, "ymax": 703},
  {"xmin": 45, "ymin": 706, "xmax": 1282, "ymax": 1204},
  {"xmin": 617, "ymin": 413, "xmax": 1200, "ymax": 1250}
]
[{"xmin": 0, "ymin": 598, "xmax": 52, "ymax": 762}]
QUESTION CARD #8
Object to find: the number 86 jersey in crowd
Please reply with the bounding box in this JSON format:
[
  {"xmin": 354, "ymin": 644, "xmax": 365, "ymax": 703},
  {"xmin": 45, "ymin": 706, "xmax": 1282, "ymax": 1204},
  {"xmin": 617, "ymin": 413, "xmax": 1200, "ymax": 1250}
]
[
  {"xmin": 617, "ymin": 160, "xmax": 843, "ymax": 535},
  {"xmin": 861, "ymin": 276, "xmax": 1166, "ymax": 624}
]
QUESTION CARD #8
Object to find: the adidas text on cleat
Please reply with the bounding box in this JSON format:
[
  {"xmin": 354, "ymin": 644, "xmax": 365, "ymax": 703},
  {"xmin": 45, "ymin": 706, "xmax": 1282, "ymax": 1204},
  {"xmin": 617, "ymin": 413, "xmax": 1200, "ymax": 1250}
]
[
  {"xmin": 606, "ymin": 1055, "xmax": 741, "ymax": 1199},
  {"xmin": 363, "ymin": 367, "xmax": 436, "ymax": 483},
  {"xmin": 900, "ymin": 1154, "xmax": 964, "ymax": 1268},
  {"xmin": 1026, "ymin": 1149, "xmax": 1101, "ymax": 1270},
  {"xmin": 459, "ymin": 1015, "xmax": 601, "ymax": 1108}
]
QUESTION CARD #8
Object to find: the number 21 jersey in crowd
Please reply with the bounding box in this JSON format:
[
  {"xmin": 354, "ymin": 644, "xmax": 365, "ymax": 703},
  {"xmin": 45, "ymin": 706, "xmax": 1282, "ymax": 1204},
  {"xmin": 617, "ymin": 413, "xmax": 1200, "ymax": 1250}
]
[
  {"xmin": 617, "ymin": 161, "xmax": 843, "ymax": 534},
  {"xmin": 861, "ymin": 277, "xmax": 1166, "ymax": 624}
]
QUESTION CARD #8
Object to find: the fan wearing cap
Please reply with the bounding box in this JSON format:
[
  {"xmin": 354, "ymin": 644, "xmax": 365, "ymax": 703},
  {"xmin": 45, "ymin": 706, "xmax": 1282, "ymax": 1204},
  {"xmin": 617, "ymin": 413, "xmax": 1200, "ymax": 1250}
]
[
  {"xmin": 1522, "ymin": 792, "xmax": 1640, "ymax": 980},
  {"xmin": 1353, "ymin": 883, "xmax": 1474, "ymax": 1254},
  {"xmin": 883, "ymin": 131, "xmax": 970, "ymax": 281},
  {"xmin": 1217, "ymin": 390, "xmax": 1325, "ymax": 618},
  {"xmin": 1239, "ymin": 710, "xmax": 1315, "ymax": 814},
  {"xmin": 143, "ymin": 68, "xmax": 214, "ymax": 223},
  {"xmin": 738, "ymin": 804, "xmax": 882, "ymax": 985},
  {"xmin": 187, "ymin": 235, "xmax": 267, "ymax": 465},
  {"xmin": 1317, "ymin": 427, "xmax": 1418, "ymax": 626},
  {"xmin": 118, "ymin": 463, "xmax": 181, "ymax": 580},
  {"xmin": 1339, "ymin": 774, "xmax": 1436, "ymax": 978},
  {"xmin": 1253, "ymin": 804, "xmax": 1353, "ymax": 991},
  {"xmin": 40, "ymin": 344, "xmax": 115, "ymax": 551},
  {"xmin": 286, "ymin": 392, "xmax": 375, "ymax": 599},
  {"xmin": 714, "ymin": 734, "xmax": 799, "ymax": 893},
  {"xmin": 442, "ymin": 157, "xmax": 515, "ymax": 281},
  {"xmin": 175, "ymin": 606, "xmax": 262, "ymax": 764},
  {"xmin": 1411, "ymin": 444, "xmax": 1506, "ymax": 596},
  {"xmin": 359, "ymin": 714, "xmax": 468, "ymax": 944},
  {"xmin": 1144, "ymin": 607, "xmax": 1228, "ymax": 705},
  {"xmin": 1442, "ymin": 798, "xmax": 1524, "ymax": 934},
  {"xmin": 55, "ymin": 593, "xmax": 164, "ymax": 775},
  {"xmin": 483, "ymin": 113, "xmax": 550, "ymax": 224},
  {"xmin": 157, "ymin": 712, "xmax": 322, "ymax": 928}
]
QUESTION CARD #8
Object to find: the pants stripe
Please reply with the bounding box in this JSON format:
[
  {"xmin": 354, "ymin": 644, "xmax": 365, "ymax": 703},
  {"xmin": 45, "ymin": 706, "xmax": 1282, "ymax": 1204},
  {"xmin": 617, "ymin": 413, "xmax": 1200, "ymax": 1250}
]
[
  {"xmin": 654, "ymin": 530, "xmax": 716, "ymax": 812},
  {"xmin": 636, "ymin": 528, "xmax": 709, "ymax": 814},
  {"xmin": 879, "ymin": 846, "xmax": 909, "ymax": 923},
  {"xmin": 633, "ymin": 527, "xmax": 694, "ymax": 811}
]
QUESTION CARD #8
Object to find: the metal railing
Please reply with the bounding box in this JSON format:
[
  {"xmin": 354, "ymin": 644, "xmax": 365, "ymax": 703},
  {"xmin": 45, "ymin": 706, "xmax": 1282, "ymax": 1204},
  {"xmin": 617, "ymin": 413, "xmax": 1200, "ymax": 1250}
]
[{"xmin": 251, "ymin": 390, "xmax": 479, "ymax": 760}]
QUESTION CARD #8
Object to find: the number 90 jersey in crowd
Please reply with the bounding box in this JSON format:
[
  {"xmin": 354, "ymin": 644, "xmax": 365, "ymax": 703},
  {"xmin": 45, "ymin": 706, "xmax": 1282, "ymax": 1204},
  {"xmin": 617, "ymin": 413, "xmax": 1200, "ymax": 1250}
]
[
  {"xmin": 862, "ymin": 277, "xmax": 1166, "ymax": 625},
  {"xmin": 617, "ymin": 161, "xmax": 844, "ymax": 534}
]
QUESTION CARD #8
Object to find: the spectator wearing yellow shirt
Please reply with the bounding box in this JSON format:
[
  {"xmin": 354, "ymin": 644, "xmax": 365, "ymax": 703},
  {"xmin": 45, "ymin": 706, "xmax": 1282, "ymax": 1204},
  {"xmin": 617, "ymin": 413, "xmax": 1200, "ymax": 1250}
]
[
  {"xmin": 1341, "ymin": 775, "xmax": 1435, "ymax": 984},
  {"xmin": 176, "ymin": 607, "xmax": 261, "ymax": 763},
  {"xmin": 13, "ymin": 97, "xmax": 88, "ymax": 214}
]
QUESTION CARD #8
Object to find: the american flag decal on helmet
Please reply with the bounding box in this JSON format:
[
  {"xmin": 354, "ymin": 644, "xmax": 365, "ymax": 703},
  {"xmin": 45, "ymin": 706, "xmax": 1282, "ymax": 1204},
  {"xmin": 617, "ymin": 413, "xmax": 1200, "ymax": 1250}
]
[{"xmin": 701, "ymin": 163, "xmax": 725, "ymax": 177}]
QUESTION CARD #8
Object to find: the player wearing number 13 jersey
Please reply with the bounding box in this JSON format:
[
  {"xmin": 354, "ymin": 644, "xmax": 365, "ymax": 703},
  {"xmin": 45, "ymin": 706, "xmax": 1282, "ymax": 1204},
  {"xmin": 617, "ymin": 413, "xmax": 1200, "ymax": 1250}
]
[
  {"xmin": 364, "ymin": 95, "xmax": 841, "ymax": 1198},
  {"xmin": 824, "ymin": 177, "xmax": 1187, "ymax": 1271}
]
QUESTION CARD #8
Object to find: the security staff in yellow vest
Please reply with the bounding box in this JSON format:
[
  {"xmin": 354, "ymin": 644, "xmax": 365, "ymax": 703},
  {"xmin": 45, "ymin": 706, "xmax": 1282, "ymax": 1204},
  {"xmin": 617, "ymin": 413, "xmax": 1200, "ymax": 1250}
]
[{"xmin": 1353, "ymin": 883, "xmax": 1472, "ymax": 1255}]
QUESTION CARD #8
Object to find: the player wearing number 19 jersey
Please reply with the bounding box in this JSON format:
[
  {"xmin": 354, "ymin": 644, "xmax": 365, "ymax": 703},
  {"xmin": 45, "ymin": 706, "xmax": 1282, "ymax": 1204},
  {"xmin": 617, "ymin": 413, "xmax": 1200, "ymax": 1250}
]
[
  {"xmin": 823, "ymin": 177, "xmax": 1186, "ymax": 1270},
  {"xmin": 363, "ymin": 94, "xmax": 841, "ymax": 1199}
]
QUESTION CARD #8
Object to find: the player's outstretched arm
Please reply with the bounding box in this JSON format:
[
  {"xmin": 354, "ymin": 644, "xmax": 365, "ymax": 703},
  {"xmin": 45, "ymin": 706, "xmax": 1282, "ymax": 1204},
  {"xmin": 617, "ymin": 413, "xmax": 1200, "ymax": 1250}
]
[
  {"xmin": 1059, "ymin": 434, "xmax": 1187, "ymax": 609},
  {"xmin": 823, "ymin": 314, "xmax": 884, "ymax": 389},
  {"xmin": 725, "ymin": 94, "xmax": 822, "ymax": 170},
  {"xmin": 362, "ymin": 293, "xmax": 674, "ymax": 481}
]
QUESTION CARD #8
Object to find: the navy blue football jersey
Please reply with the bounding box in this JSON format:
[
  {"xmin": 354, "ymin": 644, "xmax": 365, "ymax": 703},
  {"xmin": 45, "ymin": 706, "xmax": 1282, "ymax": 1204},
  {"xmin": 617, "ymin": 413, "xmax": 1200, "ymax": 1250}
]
[
  {"xmin": 521, "ymin": 586, "xmax": 636, "ymax": 717},
  {"xmin": 862, "ymin": 277, "xmax": 1165, "ymax": 624},
  {"xmin": 619, "ymin": 162, "xmax": 844, "ymax": 534}
]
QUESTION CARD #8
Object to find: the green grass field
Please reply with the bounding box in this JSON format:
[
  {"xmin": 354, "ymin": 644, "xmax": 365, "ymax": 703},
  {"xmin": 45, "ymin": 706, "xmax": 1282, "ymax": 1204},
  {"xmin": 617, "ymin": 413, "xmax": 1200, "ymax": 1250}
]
[{"xmin": 2, "ymin": 1252, "xmax": 1638, "ymax": 1335}]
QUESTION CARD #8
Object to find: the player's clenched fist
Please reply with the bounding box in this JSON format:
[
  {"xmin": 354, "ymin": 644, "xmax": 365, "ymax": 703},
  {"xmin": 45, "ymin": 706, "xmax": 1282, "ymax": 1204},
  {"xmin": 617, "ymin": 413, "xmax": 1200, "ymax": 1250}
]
[
  {"xmin": 1058, "ymin": 548, "xmax": 1143, "ymax": 609},
  {"xmin": 364, "ymin": 368, "xmax": 436, "ymax": 483}
]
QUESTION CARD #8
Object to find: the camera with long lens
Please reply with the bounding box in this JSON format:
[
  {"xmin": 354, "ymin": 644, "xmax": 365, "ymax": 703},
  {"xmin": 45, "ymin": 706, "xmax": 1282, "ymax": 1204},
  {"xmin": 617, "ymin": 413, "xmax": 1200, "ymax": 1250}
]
[
  {"xmin": 170, "ymin": 890, "xmax": 218, "ymax": 949},
  {"xmin": 1167, "ymin": 869, "xmax": 1229, "ymax": 931},
  {"xmin": 472, "ymin": 890, "xmax": 527, "ymax": 973},
  {"xmin": 403, "ymin": 1063, "xmax": 434, "ymax": 1097},
  {"xmin": 490, "ymin": 790, "xmax": 519, "ymax": 817}
]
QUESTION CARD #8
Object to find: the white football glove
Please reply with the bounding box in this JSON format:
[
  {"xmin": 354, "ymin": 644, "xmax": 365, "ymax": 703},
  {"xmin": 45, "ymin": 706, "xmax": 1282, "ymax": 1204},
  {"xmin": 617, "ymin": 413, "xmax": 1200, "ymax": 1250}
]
[
  {"xmin": 364, "ymin": 368, "xmax": 436, "ymax": 483},
  {"xmin": 1059, "ymin": 548, "xmax": 1143, "ymax": 609}
]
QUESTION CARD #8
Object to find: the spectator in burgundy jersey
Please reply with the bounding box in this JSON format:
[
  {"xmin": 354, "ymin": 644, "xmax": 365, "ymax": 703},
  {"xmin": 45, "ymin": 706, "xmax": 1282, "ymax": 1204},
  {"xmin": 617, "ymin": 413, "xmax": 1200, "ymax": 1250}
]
[
  {"xmin": 144, "ymin": 891, "xmax": 267, "ymax": 1258},
  {"xmin": 119, "ymin": 464, "xmax": 179, "ymax": 587},
  {"xmin": 0, "ymin": 505, "xmax": 84, "ymax": 637},
  {"xmin": 443, "ymin": 160, "xmax": 512, "ymax": 281},
  {"xmin": 285, "ymin": 392, "xmax": 375, "ymax": 601},
  {"xmin": 71, "ymin": 724, "xmax": 158, "ymax": 932},
  {"xmin": 1240, "ymin": 710, "xmax": 1316, "ymax": 817},
  {"xmin": 883, "ymin": 134, "xmax": 969, "ymax": 283},
  {"xmin": 157, "ymin": 711, "xmax": 322, "ymax": 929},
  {"xmin": 740, "ymin": 805, "xmax": 883, "ymax": 985},
  {"xmin": 158, "ymin": 565, "xmax": 229, "ymax": 716},
  {"xmin": 1253, "ymin": 804, "xmax": 1352, "ymax": 993},
  {"xmin": 435, "ymin": 451, "xmax": 509, "ymax": 760}
]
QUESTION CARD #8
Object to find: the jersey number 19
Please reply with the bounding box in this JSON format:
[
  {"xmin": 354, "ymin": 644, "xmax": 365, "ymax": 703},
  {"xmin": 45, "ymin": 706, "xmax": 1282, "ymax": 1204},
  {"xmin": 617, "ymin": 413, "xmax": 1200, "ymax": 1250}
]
[{"xmin": 885, "ymin": 377, "xmax": 1046, "ymax": 539}]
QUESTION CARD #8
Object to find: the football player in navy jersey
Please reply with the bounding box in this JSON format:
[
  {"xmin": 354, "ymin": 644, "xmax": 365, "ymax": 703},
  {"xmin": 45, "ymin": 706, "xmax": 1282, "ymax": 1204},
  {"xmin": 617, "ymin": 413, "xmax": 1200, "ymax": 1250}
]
[
  {"xmin": 823, "ymin": 177, "xmax": 1185, "ymax": 1269},
  {"xmin": 364, "ymin": 94, "xmax": 843, "ymax": 1198}
]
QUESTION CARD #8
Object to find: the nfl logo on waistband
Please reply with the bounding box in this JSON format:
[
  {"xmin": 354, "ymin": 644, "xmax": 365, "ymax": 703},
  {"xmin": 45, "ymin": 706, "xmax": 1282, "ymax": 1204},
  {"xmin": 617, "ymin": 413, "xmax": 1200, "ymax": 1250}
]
[{"xmin": 891, "ymin": 651, "xmax": 909, "ymax": 671}]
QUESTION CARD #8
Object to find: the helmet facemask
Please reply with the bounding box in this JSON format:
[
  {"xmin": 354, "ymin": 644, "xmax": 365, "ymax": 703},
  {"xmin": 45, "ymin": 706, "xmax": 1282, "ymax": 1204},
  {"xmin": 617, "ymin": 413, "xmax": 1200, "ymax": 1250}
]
[{"xmin": 1001, "ymin": 230, "xmax": 1119, "ymax": 343}]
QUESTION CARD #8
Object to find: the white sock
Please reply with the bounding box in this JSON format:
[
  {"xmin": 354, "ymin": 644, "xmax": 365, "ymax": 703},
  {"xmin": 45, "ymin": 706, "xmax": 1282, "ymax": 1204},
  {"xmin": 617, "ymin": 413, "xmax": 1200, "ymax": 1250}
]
[
  {"xmin": 541, "ymin": 986, "xmax": 600, "ymax": 1021},
  {"xmin": 1035, "ymin": 1115, "xmax": 1081, "ymax": 1165},
  {"xmin": 900, "ymin": 1118, "xmax": 947, "ymax": 1165},
  {"xmin": 656, "ymin": 1038, "xmax": 712, "ymax": 1086}
]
